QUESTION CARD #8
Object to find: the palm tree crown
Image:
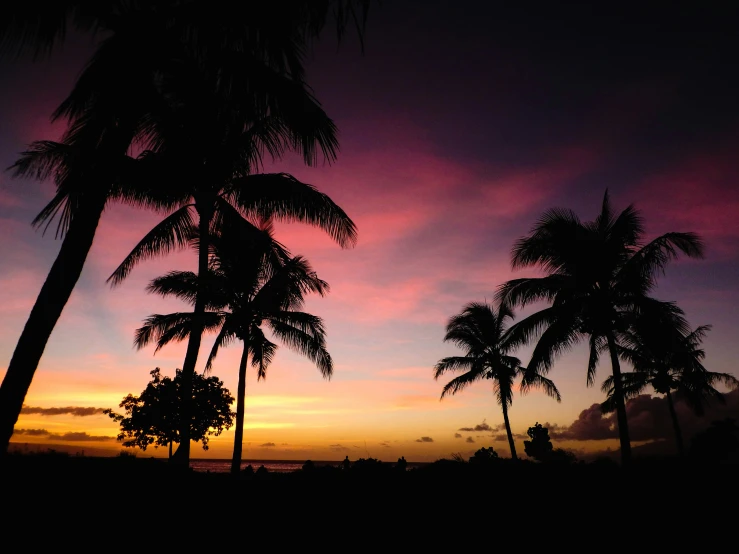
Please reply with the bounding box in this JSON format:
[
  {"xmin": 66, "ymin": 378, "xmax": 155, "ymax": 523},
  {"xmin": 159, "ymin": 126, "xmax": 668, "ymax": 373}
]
[
  {"xmin": 498, "ymin": 190, "xmax": 704, "ymax": 464},
  {"xmin": 601, "ymin": 323, "xmax": 738, "ymax": 456},
  {"xmin": 434, "ymin": 301, "xmax": 560, "ymax": 459},
  {"xmin": 135, "ymin": 222, "xmax": 333, "ymax": 474}
]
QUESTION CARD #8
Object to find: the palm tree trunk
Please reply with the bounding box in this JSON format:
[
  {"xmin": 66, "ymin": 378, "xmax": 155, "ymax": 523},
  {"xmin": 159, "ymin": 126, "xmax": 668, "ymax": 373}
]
[
  {"xmin": 501, "ymin": 402, "xmax": 518, "ymax": 460},
  {"xmin": 0, "ymin": 192, "xmax": 107, "ymax": 457},
  {"xmin": 231, "ymin": 344, "xmax": 249, "ymax": 476},
  {"xmin": 606, "ymin": 333, "xmax": 632, "ymax": 465},
  {"xmin": 172, "ymin": 202, "xmax": 211, "ymax": 467},
  {"xmin": 169, "ymin": 440, "xmax": 173, "ymax": 460},
  {"xmin": 665, "ymin": 390, "xmax": 685, "ymax": 457}
]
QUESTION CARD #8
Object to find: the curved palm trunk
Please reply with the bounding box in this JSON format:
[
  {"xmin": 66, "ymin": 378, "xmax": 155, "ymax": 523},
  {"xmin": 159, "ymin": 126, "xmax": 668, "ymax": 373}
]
[
  {"xmin": 0, "ymin": 192, "xmax": 107, "ymax": 457},
  {"xmin": 606, "ymin": 333, "xmax": 632, "ymax": 465},
  {"xmin": 501, "ymin": 402, "xmax": 518, "ymax": 460},
  {"xmin": 172, "ymin": 203, "xmax": 212, "ymax": 467},
  {"xmin": 231, "ymin": 344, "xmax": 249, "ymax": 476},
  {"xmin": 665, "ymin": 390, "xmax": 685, "ymax": 457}
]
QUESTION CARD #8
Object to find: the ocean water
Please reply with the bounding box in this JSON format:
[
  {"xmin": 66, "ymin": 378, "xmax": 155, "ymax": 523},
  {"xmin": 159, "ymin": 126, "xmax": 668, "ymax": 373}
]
[
  {"xmin": 190, "ymin": 459, "xmax": 428, "ymax": 473},
  {"xmin": 190, "ymin": 459, "xmax": 330, "ymax": 473}
]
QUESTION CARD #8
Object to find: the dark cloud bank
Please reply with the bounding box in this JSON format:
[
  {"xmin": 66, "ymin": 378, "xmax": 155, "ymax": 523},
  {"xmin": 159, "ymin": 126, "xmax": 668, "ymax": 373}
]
[
  {"xmin": 20, "ymin": 405, "xmax": 106, "ymax": 417},
  {"xmin": 12, "ymin": 429, "xmax": 114, "ymax": 442}
]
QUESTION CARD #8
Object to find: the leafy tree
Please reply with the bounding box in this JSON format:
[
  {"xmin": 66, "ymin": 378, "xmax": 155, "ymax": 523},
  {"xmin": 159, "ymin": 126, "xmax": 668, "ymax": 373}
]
[
  {"xmin": 104, "ymin": 368, "xmax": 235, "ymax": 458},
  {"xmin": 498, "ymin": 190, "xmax": 704, "ymax": 465},
  {"xmin": 524, "ymin": 423, "xmax": 553, "ymax": 461},
  {"xmin": 523, "ymin": 423, "xmax": 576, "ymax": 464},
  {"xmin": 0, "ymin": 0, "xmax": 370, "ymax": 457},
  {"xmin": 434, "ymin": 302, "xmax": 561, "ymax": 460},
  {"xmin": 601, "ymin": 324, "xmax": 738, "ymax": 456},
  {"xmin": 469, "ymin": 446, "xmax": 499, "ymax": 464},
  {"xmin": 135, "ymin": 224, "xmax": 333, "ymax": 475}
]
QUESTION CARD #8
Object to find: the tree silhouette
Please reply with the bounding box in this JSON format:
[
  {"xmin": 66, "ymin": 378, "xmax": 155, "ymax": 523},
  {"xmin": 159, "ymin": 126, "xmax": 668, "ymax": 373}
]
[
  {"xmin": 0, "ymin": 1, "xmax": 370, "ymax": 457},
  {"xmin": 498, "ymin": 190, "xmax": 704, "ymax": 465},
  {"xmin": 469, "ymin": 446, "xmax": 499, "ymax": 464},
  {"xmin": 135, "ymin": 224, "xmax": 333, "ymax": 475},
  {"xmin": 690, "ymin": 418, "xmax": 739, "ymax": 462},
  {"xmin": 601, "ymin": 324, "xmax": 738, "ymax": 456},
  {"xmin": 104, "ymin": 368, "xmax": 235, "ymax": 458},
  {"xmin": 434, "ymin": 302, "xmax": 561, "ymax": 460},
  {"xmin": 523, "ymin": 423, "xmax": 553, "ymax": 461}
]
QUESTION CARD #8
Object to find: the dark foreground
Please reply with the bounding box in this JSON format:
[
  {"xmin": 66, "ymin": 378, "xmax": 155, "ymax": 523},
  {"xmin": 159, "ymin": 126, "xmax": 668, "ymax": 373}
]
[{"xmin": 2, "ymin": 452, "xmax": 736, "ymax": 546}]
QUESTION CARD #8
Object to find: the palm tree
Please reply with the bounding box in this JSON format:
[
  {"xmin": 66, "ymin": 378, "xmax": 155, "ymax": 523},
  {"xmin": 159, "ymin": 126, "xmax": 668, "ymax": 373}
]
[
  {"xmin": 601, "ymin": 324, "xmax": 739, "ymax": 456},
  {"xmin": 135, "ymin": 223, "xmax": 333, "ymax": 475},
  {"xmin": 497, "ymin": 190, "xmax": 704, "ymax": 465},
  {"xmin": 433, "ymin": 302, "xmax": 561, "ymax": 460},
  {"xmin": 105, "ymin": 88, "xmax": 355, "ymax": 465},
  {"xmin": 0, "ymin": 1, "xmax": 369, "ymax": 457}
]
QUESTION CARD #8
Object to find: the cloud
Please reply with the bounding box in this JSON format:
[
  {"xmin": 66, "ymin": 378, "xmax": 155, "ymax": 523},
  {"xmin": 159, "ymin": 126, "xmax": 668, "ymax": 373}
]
[
  {"xmin": 454, "ymin": 433, "xmax": 463, "ymax": 439},
  {"xmin": 415, "ymin": 436, "xmax": 434, "ymax": 443},
  {"xmin": 379, "ymin": 441, "xmax": 391, "ymax": 448},
  {"xmin": 12, "ymin": 428, "xmax": 49, "ymax": 437},
  {"xmin": 20, "ymin": 405, "xmax": 107, "ymax": 417},
  {"xmin": 260, "ymin": 442, "xmax": 276, "ymax": 447},
  {"xmin": 466, "ymin": 437, "xmax": 475, "ymax": 443},
  {"xmin": 329, "ymin": 444, "xmax": 350, "ymax": 452},
  {"xmin": 493, "ymin": 432, "xmax": 527, "ymax": 442},
  {"xmin": 12, "ymin": 429, "xmax": 114, "ymax": 442},
  {"xmin": 459, "ymin": 423, "xmax": 489, "ymax": 432},
  {"xmin": 458, "ymin": 419, "xmax": 504, "ymax": 432},
  {"xmin": 549, "ymin": 390, "xmax": 739, "ymax": 442}
]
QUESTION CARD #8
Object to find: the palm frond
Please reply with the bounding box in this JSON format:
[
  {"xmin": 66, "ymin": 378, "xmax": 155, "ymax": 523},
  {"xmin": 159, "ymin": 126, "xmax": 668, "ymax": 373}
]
[
  {"xmin": 439, "ymin": 370, "xmax": 487, "ymax": 399},
  {"xmin": 134, "ymin": 311, "xmax": 225, "ymax": 352},
  {"xmin": 526, "ymin": 313, "xmax": 582, "ymax": 376},
  {"xmin": 248, "ymin": 326, "xmax": 278, "ymax": 381},
  {"xmin": 204, "ymin": 320, "xmax": 239, "ymax": 374},
  {"xmin": 510, "ymin": 207, "xmax": 584, "ymax": 272},
  {"xmin": 267, "ymin": 319, "xmax": 333, "ymax": 379},
  {"xmin": 107, "ymin": 205, "xmax": 195, "ymax": 286},
  {"xmin": 496, "ymin": 275, "xmax": 570, "ymax": 309},
  {"xmin": 433, "ymin": 356, "xmax": 476, "ymax": 379},
  {"xmin": 587, "ymin": 334, "xmax": 607, "ymax": 386},
  {"xmin": 228, "ymin": 173, "xmax": 357, "ymax": 248},
  {"xmin": 521, "ymin": 371, "xmax": 562, "ymax": 402},
  {"xmin": 503, "ymin": 307, "xmax": 561, "ymax": 351},
  {"xmin": 618, "ymin": 232, "xmax": 704, "ymax": 294}
]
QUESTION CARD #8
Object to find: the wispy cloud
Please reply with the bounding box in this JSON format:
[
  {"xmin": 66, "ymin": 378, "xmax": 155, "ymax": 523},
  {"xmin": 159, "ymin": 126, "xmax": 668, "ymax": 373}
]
[
  {"xmin": 12, "ymin": 429, "xmax": 114, "ymax": 442},
  {"xmin": 20, "ymin": 405, "xmax": 107, "ymax": 417}
]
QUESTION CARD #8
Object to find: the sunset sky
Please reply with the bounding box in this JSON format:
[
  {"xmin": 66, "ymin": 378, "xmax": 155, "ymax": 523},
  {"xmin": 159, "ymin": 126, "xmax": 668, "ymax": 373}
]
[{"xmin": 1, "ymin": 2, "xmax": 738, "ymax": 462}]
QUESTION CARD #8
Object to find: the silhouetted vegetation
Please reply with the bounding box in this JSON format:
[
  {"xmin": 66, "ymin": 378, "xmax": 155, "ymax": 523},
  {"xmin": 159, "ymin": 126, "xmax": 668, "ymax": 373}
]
[
  {"xmin": 601, "ymin": 324, "xmax": 738, "ymax": 456},
  {"xmin": 497, "ymin": 190, "xmax": 704, "ymax": 465},
  {"xmin": 690, "ymin": 418, "xmax": 739, "ymax": 463},
  {"xmin": 134, "ymin": 225, "xmax": 333, "ymax": 475},
  {"xmin": 104, "ymin": 368, "xmax": 235, "ymax": 458},
  {"xmin": 0, "ymin": 0, "xmax": 370, "ymax": 459},
  {"xmin": 524, "ymin": 423, "xmax": 553, "ymax": 461},
  {"xmin": 434, "ymin": 302, "xmax": 561, "ymax": 459},
  {"xmin": 524, "ymin": 423, "xmax": 577, "ymax": 464}
]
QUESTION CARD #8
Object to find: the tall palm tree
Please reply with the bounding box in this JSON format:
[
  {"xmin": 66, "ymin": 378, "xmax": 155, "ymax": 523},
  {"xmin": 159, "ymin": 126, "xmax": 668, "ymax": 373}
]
[
  {"xmin": 433, "ymin": 302, "xmax": 561, "ymax": 460},
  {"xmin": 0, "ymin": 1, "xmax": 369, "ymax": 457},
  {"xmin": 106, "ymin": 89, "xmax": 355, "ymax": 465},
  {"xmin": 135, "ymin": 223, "xmax": 332, "ymax": 475},
  {"xmin": 497, "ymin": 190, "xmax": 704, "ymax": 465},
  {"xmin": 601, "ymin": 324, "xmax": 739, "ymax": 456}
]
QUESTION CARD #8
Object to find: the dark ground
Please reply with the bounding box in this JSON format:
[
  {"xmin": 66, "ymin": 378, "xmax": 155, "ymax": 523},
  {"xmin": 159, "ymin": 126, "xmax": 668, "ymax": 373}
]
[{"xmin": 2, "ymin": 451, "xmax": 736, "ymax": 547}]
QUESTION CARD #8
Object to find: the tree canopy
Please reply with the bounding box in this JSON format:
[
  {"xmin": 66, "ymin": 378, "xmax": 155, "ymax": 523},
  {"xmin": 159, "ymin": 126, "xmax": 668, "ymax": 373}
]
[{"xmin": 104, "ymin": 367, "xmax": 235, "ymax": 454}]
